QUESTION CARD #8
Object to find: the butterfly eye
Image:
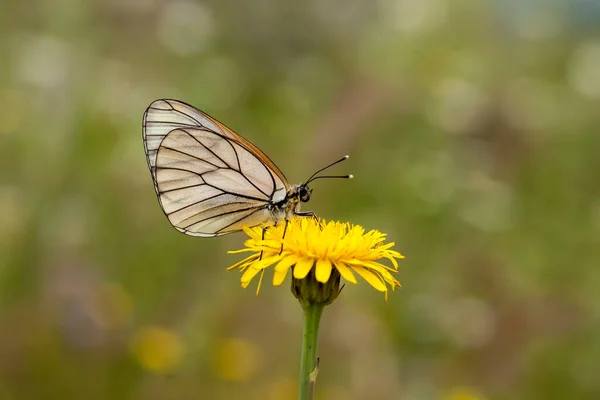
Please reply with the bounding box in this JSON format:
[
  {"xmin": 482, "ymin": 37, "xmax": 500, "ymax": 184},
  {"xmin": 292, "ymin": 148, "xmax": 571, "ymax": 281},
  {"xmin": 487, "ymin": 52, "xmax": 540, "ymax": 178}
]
[{"xmin": 299, "ymin": 186, "xmax": 312, "ymax": 202}]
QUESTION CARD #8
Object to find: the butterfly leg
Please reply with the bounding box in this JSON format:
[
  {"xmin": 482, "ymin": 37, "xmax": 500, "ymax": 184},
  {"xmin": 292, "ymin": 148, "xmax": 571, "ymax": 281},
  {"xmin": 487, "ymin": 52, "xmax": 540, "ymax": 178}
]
[
  {"xmin": 278, "ymin": 219, "xmax": 289, "ymax": 256},
  {"xmin": 259, "ymin": 226, "xmax": 269, "ymax": 261},
  {"xmin": 295, "ymin": 211, "xmax": 318, "ymax": 220},
  {"xmin": 295, "ymin": 211, "xmax": 323, "ymax": 230}
]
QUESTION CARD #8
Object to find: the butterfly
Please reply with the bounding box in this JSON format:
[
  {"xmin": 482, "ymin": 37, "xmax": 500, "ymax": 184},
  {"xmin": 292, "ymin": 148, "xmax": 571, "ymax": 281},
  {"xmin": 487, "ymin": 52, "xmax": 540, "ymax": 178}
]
[{"xmin": 142, "ymin": 99, "xmax": 352, "ymax": 237}]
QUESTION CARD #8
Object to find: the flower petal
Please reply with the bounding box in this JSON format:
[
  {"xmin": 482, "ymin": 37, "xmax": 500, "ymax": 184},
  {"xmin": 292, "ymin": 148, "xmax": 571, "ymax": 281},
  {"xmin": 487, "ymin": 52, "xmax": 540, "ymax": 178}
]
[
  {"xmin": 256, "ymin": 269, "xmax": 265, "ymax": 295},
  {"xmin": 242, "ymin": 226, "xmax": 263, "ymax": 239},
  {"xmin": 241, "ymin": 267, "xmax": 261, "ymax": 286},
  {"xmin": 274, "ymin": 255, "xmax": 299, "ymax": 272},
  {"xmin": 256, "ymin": 239, "xmax": 282, "ymax": 250},
  {"xmin": 315, "ymin": 259, "xmax": 332, "ymax": 283},
  {"xmin": 273, "ymin": 256, "xmax": 297, "ymax": 286},
  {"xmin": 293, "ymin": 258, "xmax": 314, "ymax": 279},
  {"xmin": 272, "ymin": 269, "xmax": 288, "ymax": 287},
  {"xmin": 352, "ymin": 266, "xmax": 387, "ymax": 292},
  {"xmin": 227, "ymin": 254, "xmax": 260, "ymax": 271},
  {"xmin": 227, "ymin": 248, "xmax": 256, "ymax": 254},
  {"xmin": 363, "ymin": 261, "xmax": 398, "ymax": 275},
  {"xmin": 334, "ymin": 262, "xmax": 357, "ymax": 284},
  {"xmin": 257, "ymin": 255, "xmax": 283, "ymax": 269}
]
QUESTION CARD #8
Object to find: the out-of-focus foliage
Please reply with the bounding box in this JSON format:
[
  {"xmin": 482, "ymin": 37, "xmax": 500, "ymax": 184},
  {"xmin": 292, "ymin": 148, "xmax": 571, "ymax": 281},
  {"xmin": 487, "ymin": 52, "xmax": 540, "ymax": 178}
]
[{"xmin": 1, "ymin": 0, "xmax": 600, "ymax": 399}]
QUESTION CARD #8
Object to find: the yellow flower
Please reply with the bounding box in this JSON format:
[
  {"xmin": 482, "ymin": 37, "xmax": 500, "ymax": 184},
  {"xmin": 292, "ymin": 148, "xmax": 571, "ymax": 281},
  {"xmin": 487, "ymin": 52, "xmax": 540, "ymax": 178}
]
[
  {"xmin": 131, "ymin": 326, "xmax": 184, "ymax": 373},
  {"xmin": 227, "ymin": 217, "xmax": 403, "ymax": 301},
  {"xmin": 212, "ymin": 338, "xmax": 263, "ymax": 382}
]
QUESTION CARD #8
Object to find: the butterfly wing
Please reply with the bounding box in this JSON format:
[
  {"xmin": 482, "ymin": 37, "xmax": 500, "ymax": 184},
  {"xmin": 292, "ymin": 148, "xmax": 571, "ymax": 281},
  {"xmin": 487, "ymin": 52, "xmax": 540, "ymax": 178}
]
[
  {"xmin": 142, "ymin": 99, "xmax": 292, "ymax": 236},
  {"xmin": 153, "ymin": 127, "xmax": 289, "ymax": 236},
  {"xmin": 143, "ymin": 99, "xmax": 289, "ymax": 192}
]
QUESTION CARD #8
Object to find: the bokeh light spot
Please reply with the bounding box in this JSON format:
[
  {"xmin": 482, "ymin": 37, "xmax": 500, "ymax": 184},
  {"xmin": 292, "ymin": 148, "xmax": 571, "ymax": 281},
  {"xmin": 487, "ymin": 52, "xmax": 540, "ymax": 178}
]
[
  {"xmin": 387, "ymin": 0, "xmax": 447, "ymax": 34},
  {"xmin": 16, "ymin": 34, "xmax": 69, "ymax": 88},
  {"xmin": 267, "ymin": 378, "xmax": 297, "ymax": 400},
  {"xmin": 568, "ymin": 40, "xmax": 600, "ymax": 99},
  {"xmin": 157, "ymin": 0, "xmax": 214, "ymax": 56},
  {"xmin": 444, "ymin": 386, "xmax": 486, "ymax": 400},
  {"xmin": 212, "ymin": 338, "xmax": 262, "ymax": 382},
  {"xmin": 427, "ymin": 77, "xmax": 488, "ymax": 134},
  {"xmin": 0, "ymin": 90, "xmax": 26, "ymax": 134},
  {"xmin": 92, "ymin": 283, "xmax": 134, "ymax": 330},
  {"xmin": 132, "ymin": 326, "xmax": 184, "ymax": 373}
]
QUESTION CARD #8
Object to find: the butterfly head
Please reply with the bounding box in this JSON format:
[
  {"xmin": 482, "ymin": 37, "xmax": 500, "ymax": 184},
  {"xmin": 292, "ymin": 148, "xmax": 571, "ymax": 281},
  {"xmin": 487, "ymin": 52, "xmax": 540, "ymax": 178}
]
[
  {"xmin": 283, "ymin": 184, "xmax": 312, "ymax": 206},
  {"xmin": 298, "ymin": 184, "xmax": 313, "ymax": 203}
]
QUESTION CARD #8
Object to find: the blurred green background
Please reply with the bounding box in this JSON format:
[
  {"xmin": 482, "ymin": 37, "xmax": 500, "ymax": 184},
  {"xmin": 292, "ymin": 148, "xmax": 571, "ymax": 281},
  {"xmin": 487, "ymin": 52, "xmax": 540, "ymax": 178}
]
[{"xmin": 2, "ymin": 0, "xmax": 600, "ymax": 399}]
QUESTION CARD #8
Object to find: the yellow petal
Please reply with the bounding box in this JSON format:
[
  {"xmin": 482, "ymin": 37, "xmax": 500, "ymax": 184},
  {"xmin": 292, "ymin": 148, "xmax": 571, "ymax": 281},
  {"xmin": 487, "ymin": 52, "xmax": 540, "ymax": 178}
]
[
  {"xmin": 293, "ymin": 258, "xmax": 314, "ymax": 279},
  {"xmin": 272, "ymin": 269, "xmax": 288, "ymax": 286},
  {"xmin": 227, "ymin": 248, "xmax": 256, "ymax": 254},
  {"xmin": 273, "ymin": 256, "xmax": 297, "ymax": 286},
  {"xmin": 241, "ymin": 267, "xmax": 262, "ymax": 284},
  {"xmin": 334, "ymin": 262, "xmax": 357, "ymax": 284},
  {"xmin": 256, "ymin": 269, "xmax": 265, "ymax": 295},
  {"xmin": 274, "ymin": 255, "xmax": 298, "ymax": 272},
  {"xmin": 258, "ymin": 239, "xmax": 283, "ymax": 250},
  {"xmin": 379, "ymin": 242, "xmax": 395, "ymax": 250},
  {"xmin": 257, "ymin": 255, "xmax": 283, "ymax": 269},
  {"xmin": 370, "ymin": 265, "xmax": 401, "ymax": 288},
  {"xmin": 345, "ymin": 259, "xmax": 369, "ymax": 266},
  {"xmin": 363, "ymin": 261, "xmax": 397, "ymax": 274},
  {"xmin": 242, "ymin": 226, "xmax": 262, "ymax": 238},
  {"xmin": 352, "ymin": 266, "xmax": 387, "ymax": 292},
  {"xmin": 227, "ymin": 254, "xmax": 260, "ymax": 271},
  {"xmin": 315, "ymin": 259, "xmax": 332, "ymax": 283}
]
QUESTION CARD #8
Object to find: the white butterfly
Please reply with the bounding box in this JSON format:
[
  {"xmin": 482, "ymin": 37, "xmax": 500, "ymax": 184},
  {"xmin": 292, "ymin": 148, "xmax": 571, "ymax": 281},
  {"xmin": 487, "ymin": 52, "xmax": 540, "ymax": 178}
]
[{"xmin": 142, "ymin": 99, "xmax": 351, "ymax": 237}]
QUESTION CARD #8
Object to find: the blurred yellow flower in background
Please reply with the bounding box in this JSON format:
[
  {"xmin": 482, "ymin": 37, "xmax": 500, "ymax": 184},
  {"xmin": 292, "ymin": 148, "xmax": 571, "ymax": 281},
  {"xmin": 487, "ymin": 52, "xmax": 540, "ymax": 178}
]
[
  {"xmin": 228, "ymin": 217, "xmax": 403, "ymax": 300},
  {"xmin": 444, "ymin": 386, "xmax": 486, "ymax": 400},
  {"xmin": 266, "ymin": 378, "xmax": 297, "ymax": 400},
  {"xmin": 212, "ymin": 338, "xmax": 263, "ymax": 382},
  {"xmin": 131, "ymin": 326, "xmax": 183, "ymax": 374}
]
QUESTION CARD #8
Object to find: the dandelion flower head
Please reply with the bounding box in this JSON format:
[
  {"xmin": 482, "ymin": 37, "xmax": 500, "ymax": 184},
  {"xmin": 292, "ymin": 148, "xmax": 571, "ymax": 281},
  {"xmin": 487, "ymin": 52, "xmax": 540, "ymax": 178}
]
[{"xmin": 228, "ymin": 217, "xmax": 403, "ymax": 300}]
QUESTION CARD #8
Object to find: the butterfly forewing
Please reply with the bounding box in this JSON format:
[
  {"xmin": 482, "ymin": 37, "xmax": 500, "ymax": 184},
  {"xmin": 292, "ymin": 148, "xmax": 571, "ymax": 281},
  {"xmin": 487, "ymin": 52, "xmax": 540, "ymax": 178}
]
[
  {"xmin": 151, "ymin": 126, "xmax": 281, "ymax": 236},
  {"xmin": 143, "ymin": 99, "xmax": 289, "ymax": 191}
]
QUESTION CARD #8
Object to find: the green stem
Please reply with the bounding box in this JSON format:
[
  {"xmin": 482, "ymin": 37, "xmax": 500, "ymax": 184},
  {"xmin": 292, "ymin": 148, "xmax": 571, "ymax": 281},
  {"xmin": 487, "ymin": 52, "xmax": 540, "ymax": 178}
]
[{"xmin": 298, "ymin": 302, "xmax": 325, "ymax": 400}]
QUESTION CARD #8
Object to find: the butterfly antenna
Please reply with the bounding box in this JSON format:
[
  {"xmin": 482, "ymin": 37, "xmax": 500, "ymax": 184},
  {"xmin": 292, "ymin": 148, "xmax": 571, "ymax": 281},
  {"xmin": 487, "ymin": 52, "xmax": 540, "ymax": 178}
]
[
  {"xmin": 305, "ymin": 155, "xmax": 351, "ymax": 184},
  {"xmin": 305, "ymin": 174, "xmax": 353, "ymax": 183}
]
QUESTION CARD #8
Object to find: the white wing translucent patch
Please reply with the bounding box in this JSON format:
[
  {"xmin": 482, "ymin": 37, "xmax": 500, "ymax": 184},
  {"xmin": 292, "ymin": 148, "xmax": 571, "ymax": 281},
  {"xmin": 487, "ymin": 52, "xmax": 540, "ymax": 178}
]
[{"xmin": 154, "ymin": 128, "xmax": 280, "ymax": 236}]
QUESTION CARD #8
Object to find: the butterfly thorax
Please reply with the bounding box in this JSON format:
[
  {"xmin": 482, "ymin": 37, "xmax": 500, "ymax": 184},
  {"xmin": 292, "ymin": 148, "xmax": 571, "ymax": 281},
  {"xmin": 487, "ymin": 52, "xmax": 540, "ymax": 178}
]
[{"xmin": 268, "ymin": 184, "xmax": 312, "ymax": 224}]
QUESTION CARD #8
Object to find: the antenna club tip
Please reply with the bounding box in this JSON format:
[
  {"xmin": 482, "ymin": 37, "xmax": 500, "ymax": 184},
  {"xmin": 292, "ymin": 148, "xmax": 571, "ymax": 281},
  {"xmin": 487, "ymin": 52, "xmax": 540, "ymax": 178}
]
[
  {"xmin": 348, "ymin": 174, "xmax": 354, "ymax": 179},
  {"xmin": 344, "ymin": 155, "xmax": 350, "ymax": 159}
]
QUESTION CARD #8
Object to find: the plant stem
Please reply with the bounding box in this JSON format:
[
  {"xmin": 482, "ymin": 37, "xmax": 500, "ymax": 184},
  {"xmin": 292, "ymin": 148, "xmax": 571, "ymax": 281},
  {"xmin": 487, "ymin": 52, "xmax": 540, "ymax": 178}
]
[{"xmin": 298, "ymin": 302, "xmax": 324, "ymax": 400}]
